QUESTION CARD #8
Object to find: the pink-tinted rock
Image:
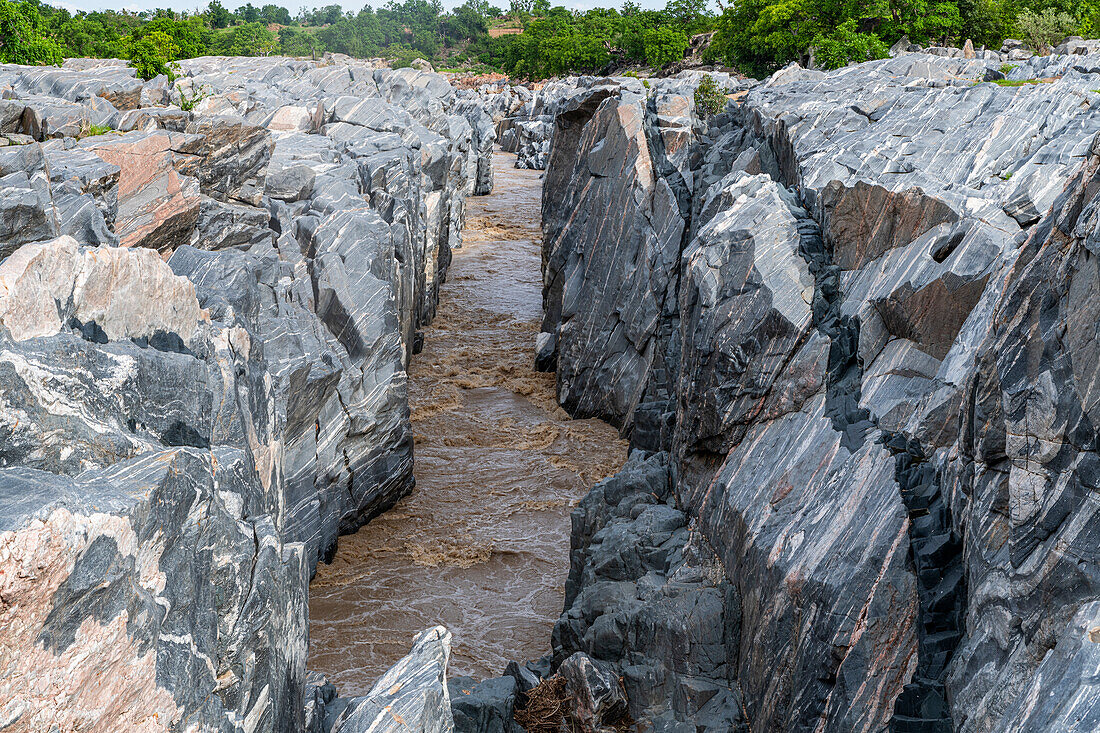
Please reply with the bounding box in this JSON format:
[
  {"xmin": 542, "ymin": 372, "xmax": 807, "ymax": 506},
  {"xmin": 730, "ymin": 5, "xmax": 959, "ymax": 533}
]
[{"xmin": 82, "ymin": 131, "xmax": 203, "ymax": 252}]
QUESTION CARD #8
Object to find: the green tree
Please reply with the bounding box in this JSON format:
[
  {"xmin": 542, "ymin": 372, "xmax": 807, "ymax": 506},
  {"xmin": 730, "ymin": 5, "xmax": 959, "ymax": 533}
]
[
  {"xmin": 958, "ymin": 0, "xmax": 1013, "ymax": 47},
  {"xmin": 236, "ymin": 2, "xmax": 260, "ymax": 22},
  {"xmin": 131, "ymin": 14, "xmax": 208, "ymax": 58},
  {"xmin": 206, "ymin": 0, "xmax": 232, "ymax": 28},
  {"xmin": 260, "ymin": 3, "xmax": 291, "ymax": 24},
  {"xmin": 1017, "ymin": 6, "xmax": 1077, "ymax": 49},
  {"xmin": 708, "ymin": 0, "xmax": 929, "ymax": 77},
  {"xmin": 708, "ymin": 0, "xmax": 819, "ymax": 77},
  {"xmin": 228, "ymin": 20, "xmax": 276, "ymax": 53},
  {"xmin": 129, "ymin": 29, "xmax": 179, "ymax": 79},
  {"xmin": 642, "ymin": 25, "xmax": 689, "ymax": 66},
  {"xmin": 664, "ymin": 0, "xmax": 710, "ymax": 34},
  {"xmin": 878, "ymin": 0, "xmax": 961, "ymax": 45},
  {"xmin": 317, "ymin": 8, "xmax": 382, "ymax": 56},
  {"xmin": 694, "ymin": 74, "xmax": 725, "ymax": 115},
  {"xmin": 0, "ymin": 0, "xmax": 63, "ymax": 65},
  {"xmin": 279, "ymin": 25, "xmax": 320, "ymax": 54},
  {"xmin": 813, "ymin": 18, "xmax": 889, "ymax": 68}
]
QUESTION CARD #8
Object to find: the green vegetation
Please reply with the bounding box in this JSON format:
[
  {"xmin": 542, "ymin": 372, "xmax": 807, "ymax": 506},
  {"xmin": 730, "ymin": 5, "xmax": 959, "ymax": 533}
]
[
  {"xmin": 1000, "ymin": 62, "xmax": 1019, "ymax": 73},
  {"xmin": 0, "ymin": 0, "xmax": 63, "ymax": 64},
  {"xmin": 128, "ymin": 30, "xmax": 178, "ymax": 79},
  {"xmin": 83, "ymin": 123, "xmax": 113, "ymax": 136},
  {"xmin": 706, "ymin": 0, "xmax": 1100, "ymax": 78},
  {"xmin": 694, "ymin": 73, "xmax": 725, "ymax": 115},
  {"xmin": 2, "ymin": 0, "xmax": 1100, "ymax": 81},
  {"xmin": 988, "ymin": 76, "xmax": 1052, "ymax": 84},
  {"xmin": 1017, "ymin": 7, "xmax": 1077, "ymax": 50},
  {"xmin": 177, "ymin": 82, "xmax": 211, "ymax": 110}
]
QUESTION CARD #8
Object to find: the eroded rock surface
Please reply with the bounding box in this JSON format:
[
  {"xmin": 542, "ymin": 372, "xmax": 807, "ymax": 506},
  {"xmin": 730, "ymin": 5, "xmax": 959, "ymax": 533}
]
[
  {"xmin": 538, "ymin": 53, "xmax": 1100, "ymax": 732},
  {"xmin": 0, "ymin": 55, "xmax": 489, "ymax": 732}
]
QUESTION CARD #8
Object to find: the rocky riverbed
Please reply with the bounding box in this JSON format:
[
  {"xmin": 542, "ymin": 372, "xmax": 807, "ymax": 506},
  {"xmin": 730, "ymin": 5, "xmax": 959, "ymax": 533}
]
[
  {"xmin": 3, "ymin": 46, "xmax": 1100, "ymax": 733},
  {"xmin": 308, "ymin": 150, "xmax": 625, "ymax": 692}
]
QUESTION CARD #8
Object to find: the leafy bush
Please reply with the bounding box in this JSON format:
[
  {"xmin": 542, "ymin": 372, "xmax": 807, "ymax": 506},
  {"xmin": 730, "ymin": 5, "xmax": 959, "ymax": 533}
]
[
  {"xmin": 129, "ymin": 30, "xmax": 179, "ymax": 80},
  {"xmin": 130, "ymin": 14, "xmax": 208, "ymax": 59},
  {"xmin": 388, "ymin": 45, "xmax": 428, "ymax": 68},
  {"xmin": 1016, "ymin": 8, "xmax": 1077, "ymax": 52},
  {"xmin": 279, "ymin": 26, "xmax": 321, "ymax": 56},
  {"xmin": 813, "ymin": 20, "xmax": 889, "ymax": 70},
  {"xmin": 642, "ymin": 26, "xmax": 689, "ymax": 67},
  {"xmin": 0, "ymin": 0, "xmax": 63, "ymax": 65},
  {"xmin": 206, "ymin": 0, "xmax": 231, "ymax": 29},
  {"xmin": 228, "ymin": 22, "xmax": 276, "ymax": 55},
  {"xmin": 694, "ymin": 74, "xmax": 725, "ymax": 116},
  {"xmin": 709, "ymin": 0, "xmax": 962, "ymax": 78},
  {"xmin": 317, "ymin": 10, "xmax": 382, "ymax": 57}
]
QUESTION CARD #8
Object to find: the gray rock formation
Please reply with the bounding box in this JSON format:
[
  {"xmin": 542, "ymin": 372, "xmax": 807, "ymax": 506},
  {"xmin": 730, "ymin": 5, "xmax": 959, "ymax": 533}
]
[
  {"xmin": 324, "ymin": 627, "xmax": 455, "ymax": 733},
  {"xmin": 0, "ymin": 55, "xmax": 490, "ymax": 732},
  {"xmin": 539, "ymin": 52, "xmax": 1100, "ymax": 732}
]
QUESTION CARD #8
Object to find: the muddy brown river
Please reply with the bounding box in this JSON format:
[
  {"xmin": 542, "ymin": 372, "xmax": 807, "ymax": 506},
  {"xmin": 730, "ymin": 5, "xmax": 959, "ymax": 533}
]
[{"xmin": 308, "ymin": 150, "xmax": 628, "ymax": 695}]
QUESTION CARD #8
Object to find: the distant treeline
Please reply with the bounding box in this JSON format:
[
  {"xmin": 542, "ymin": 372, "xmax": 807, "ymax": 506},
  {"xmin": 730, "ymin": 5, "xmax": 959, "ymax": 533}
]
[{"xmin": 0, "ymin": 0, "xmax": 1097, "ymax": 80}]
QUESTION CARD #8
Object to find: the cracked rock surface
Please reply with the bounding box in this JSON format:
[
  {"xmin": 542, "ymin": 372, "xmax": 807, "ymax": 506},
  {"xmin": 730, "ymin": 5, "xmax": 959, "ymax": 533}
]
[
  {"xmin": 0, "ymin": 55, "xmax": 492, "ymax": 732},
  {"xmin": 537, "ymin": 53, "xmax": 1100, "ymax": 732}
]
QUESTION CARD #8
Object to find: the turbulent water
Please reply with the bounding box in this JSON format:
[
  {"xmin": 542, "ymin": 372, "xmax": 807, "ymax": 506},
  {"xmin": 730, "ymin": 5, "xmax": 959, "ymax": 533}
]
[{"xmin": 308, "ymin": 150, "xmax": 628, "ymax": 694}]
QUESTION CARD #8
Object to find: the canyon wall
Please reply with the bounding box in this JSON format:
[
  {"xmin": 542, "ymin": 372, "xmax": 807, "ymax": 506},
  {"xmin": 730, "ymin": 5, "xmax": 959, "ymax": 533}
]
[
  {"xmin": 0, "ymin": 56, "xmax": 491, "ymax": 732},
  {"xmin": 540, "ymin": 55, "xmax": 1100, "ymax": 731}
]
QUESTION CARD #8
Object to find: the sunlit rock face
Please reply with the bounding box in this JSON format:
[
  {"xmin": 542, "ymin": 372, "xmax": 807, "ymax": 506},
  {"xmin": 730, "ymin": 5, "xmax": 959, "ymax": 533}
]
[
  {"xmin": 0, "ymin": 55, "xmax": 490, "ymax": 732},
  {"xmin": 539, "ymin": 53, "xmax": 1100, "ymax": 731}
]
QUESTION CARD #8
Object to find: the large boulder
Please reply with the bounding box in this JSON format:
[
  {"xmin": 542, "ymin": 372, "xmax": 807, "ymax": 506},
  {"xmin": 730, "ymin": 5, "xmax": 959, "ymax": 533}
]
[
  {"xmin": 0, "ymin": 142, "xmax": 59, "ymax": 257},
  {"xmin": 81, "ymin": 130, "xmax": 204, "ymax": 252},
  {"xmin": 0, "ymin": 237, "xmax": 201, "ymax": 344}
]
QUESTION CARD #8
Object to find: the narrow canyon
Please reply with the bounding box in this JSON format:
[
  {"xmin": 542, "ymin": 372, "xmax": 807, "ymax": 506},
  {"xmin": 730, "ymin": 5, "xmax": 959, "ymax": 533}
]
[
  {"xmin": 1, "ymin": 46, "xmax": 1100, "ymax": 733},
  {"xmin": 308, "ymin": 151, "xmax": 625, "ymax": 690}
]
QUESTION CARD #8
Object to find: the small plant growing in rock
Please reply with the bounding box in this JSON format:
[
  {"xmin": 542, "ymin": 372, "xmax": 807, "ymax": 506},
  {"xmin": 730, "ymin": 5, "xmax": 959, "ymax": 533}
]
[
  {"xmin": 1000, "ymin": 63, "xmax": 1018, "ymax": 75},
  {"xmin": 694, "ymin": 75, "xmax": 725, "ymax": 117},
  {"xmin": 177, "ymin": 83, "xmax": 210, "ymax": 112},
  {"xmin": 82, "ymin": 124, "xmax": 113, "ymax": 138}
]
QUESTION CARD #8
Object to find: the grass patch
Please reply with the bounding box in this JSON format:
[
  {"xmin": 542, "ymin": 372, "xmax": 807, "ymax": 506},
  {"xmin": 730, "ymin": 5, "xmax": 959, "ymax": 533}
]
[
  {"xmin": 974, "ymin": 77, "xmax": 1056, "ymax": 87},
  {"xmin": 999, "ymin": 63, "xmax": 1018, "ymax": 75},
  {"xmin": 81, "ymin": 123, "xmax": 113, "ymax": 138}
]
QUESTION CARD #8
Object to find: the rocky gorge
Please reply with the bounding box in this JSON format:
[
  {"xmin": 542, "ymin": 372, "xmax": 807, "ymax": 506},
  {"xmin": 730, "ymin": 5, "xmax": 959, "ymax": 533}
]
[
  {"xmin": 2, "ymin": 45, "xmax": 1100, "ymax": 733},
  {"xmin": 0, "ymin": 54, "xmax": 491, "ymax": 732},
  {"xmin": 530, "ymin": 51, "xmax": 1100, "ymax": 732}
]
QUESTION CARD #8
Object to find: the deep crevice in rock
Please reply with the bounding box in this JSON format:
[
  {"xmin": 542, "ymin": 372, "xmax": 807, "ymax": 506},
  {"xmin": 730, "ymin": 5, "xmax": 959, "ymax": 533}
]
[{"xmin": 884, "ymin": 433, "xmax": 967, "ymax": 733}]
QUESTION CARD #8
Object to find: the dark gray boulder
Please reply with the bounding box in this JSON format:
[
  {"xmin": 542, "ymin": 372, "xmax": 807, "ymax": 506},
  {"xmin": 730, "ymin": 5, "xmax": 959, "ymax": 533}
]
[{"xmin": 449, "ymin": 675, "xmax": 521, "ymax": 733}]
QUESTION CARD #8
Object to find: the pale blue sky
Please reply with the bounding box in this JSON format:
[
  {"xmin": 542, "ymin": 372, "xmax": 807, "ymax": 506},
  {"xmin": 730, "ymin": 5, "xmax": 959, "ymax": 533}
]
[{"xmin": 53, "ymin": 0, "xmax": 677, "ymax": 16}]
